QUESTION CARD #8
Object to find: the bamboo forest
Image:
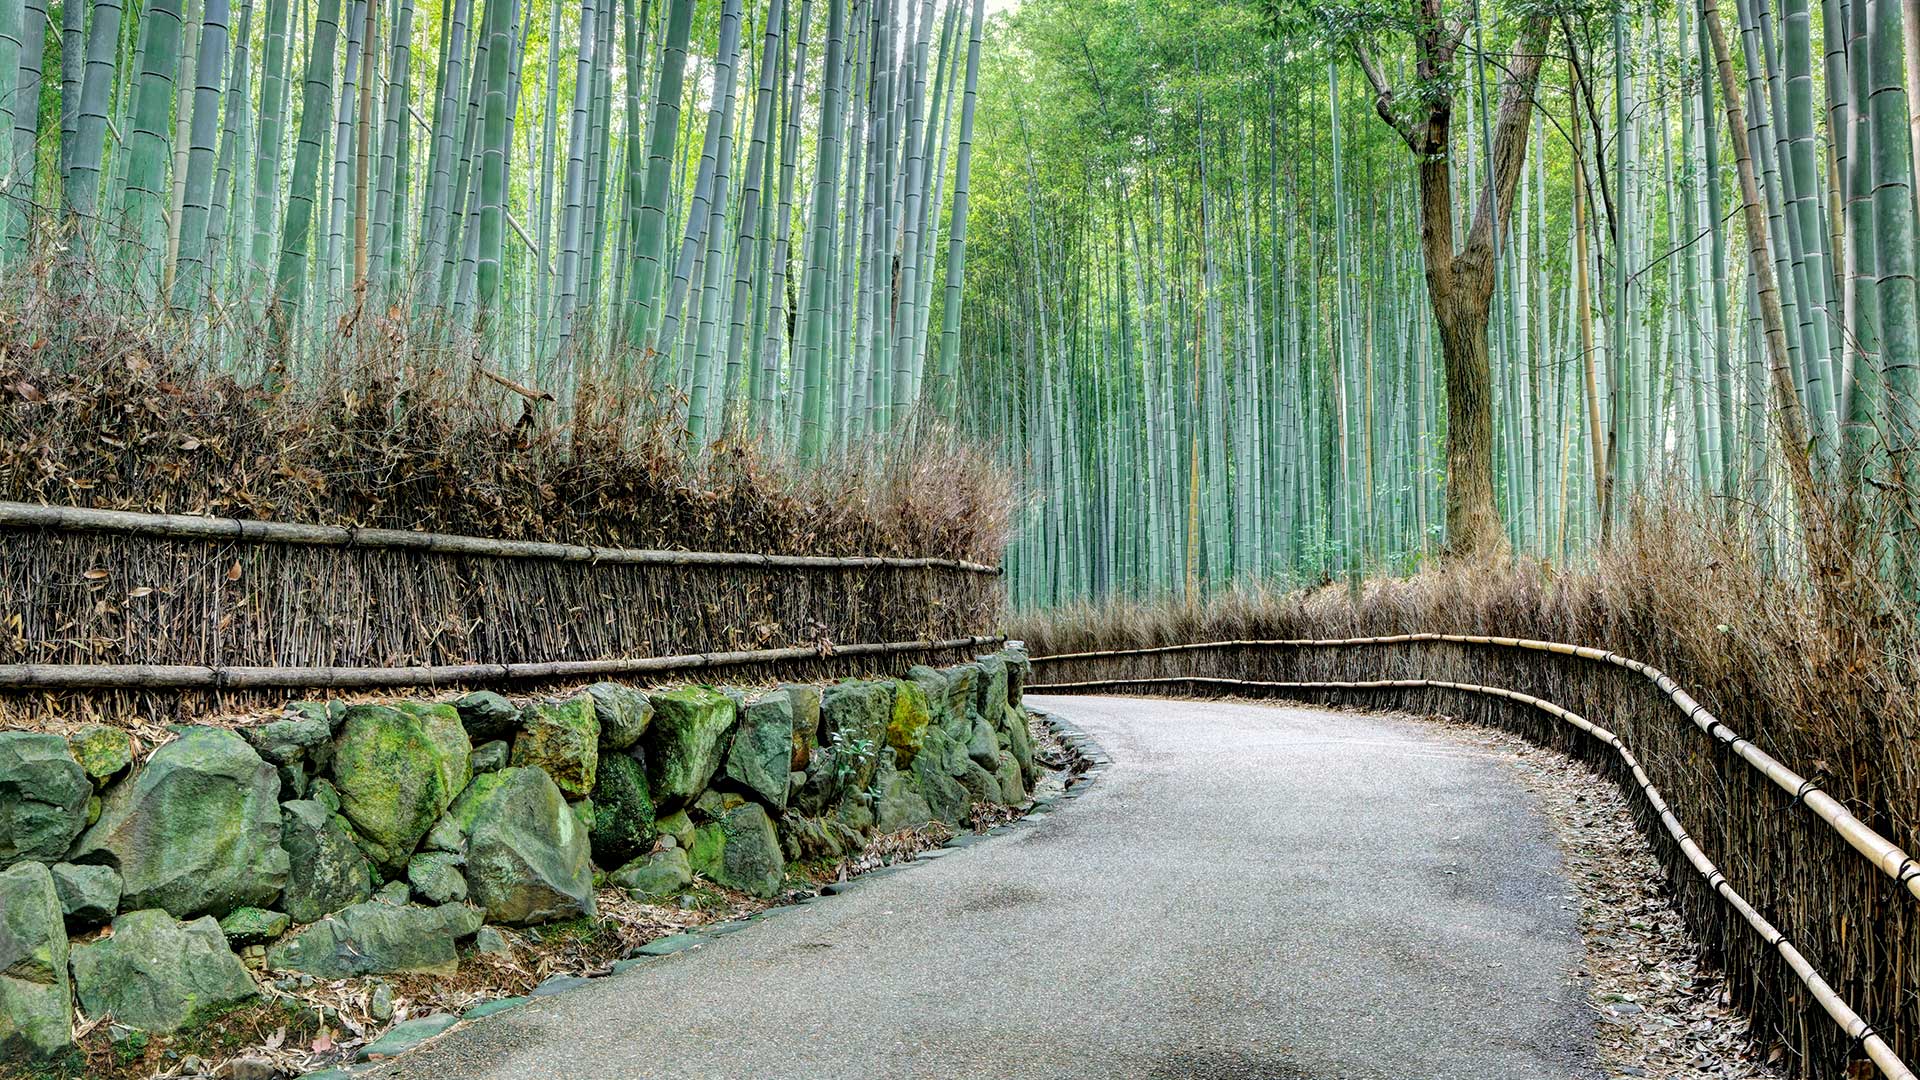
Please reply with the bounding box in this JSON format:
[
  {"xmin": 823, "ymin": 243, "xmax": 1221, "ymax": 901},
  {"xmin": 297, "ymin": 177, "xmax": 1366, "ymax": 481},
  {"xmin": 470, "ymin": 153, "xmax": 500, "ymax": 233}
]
[{"xmin": 6, "ymin": 0, "xmax": 1920, "ymax": 609}]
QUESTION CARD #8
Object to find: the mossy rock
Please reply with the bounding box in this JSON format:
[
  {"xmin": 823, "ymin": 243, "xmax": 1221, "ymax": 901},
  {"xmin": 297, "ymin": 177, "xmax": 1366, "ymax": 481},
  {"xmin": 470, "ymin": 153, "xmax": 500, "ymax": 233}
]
[
  {"xmin": 406, "ymin": 851, "xmax": 468, "ymax": 905},
  {"xmin": 994, "ymin": 750, "xmax": 1028, "ymax": 804},
  {"xmin": 586, "ymin": 683, "xmax": 653, "ymax": 752},
  {"xmin": 589, "ymin": 754, "xmax": 657, "ymax": 868},
  {"xmin": 609, "ymin": 846, "xmax": 691, "ymax": 901},
  {"xmin": 938, "ymin": 664, "xmax": 981, "ymax": 737},
  {"xmin": 780, "ymin": 684, "xmax": 822, "ymax": 771},
  {"xmin": 49, "ymin": 862, "xmax": 120, "ymax": 927},
  {"xmin": 266, "ymin": 900, "xmax": 483, "ymax": 978},
  {"xmin": 655, "ymin": 809, "xmax": 695, "ymax": 851},
  {"xmin": 819, "ymin": 681, "xmax": 892, "ymax": 791},
  {"xmin": 687, "ymin": 801, "xmax": 785, "ymax": 898},
  {"xmin": 66, "ymin": 724, "xmax": 133, "ymax": 784},
  {"xmin": 909, "ymin": 737, "xmax": 969, "ymax": 825},
  {"xmin": 965, "ymin": 717, "xmax": 1001, "ymax": 770},
  {"xmin": 453, "ymin": 767, "xmax": 595, "ymax": 926},
  {"xmin": 1001, "ymin": 704, "xmax": 1037, "ymax": 786},
  {"xmin": 0, "ymin": 732, "xmax": 90, "ymax": 867},
  {"xmin": 873, "ymin": 761, "xmax": 933, "ymax": 832},
  {"xmin": 330, "ymin": 703, "xmax": 472, "ymax": 873},
  {"xmin": 722, "ymin": 691, "xmax": 795, "ymax": 811},
  {"xmin": 453, "ymin": 691, "xmax": 521, "ymax": 742},
  {"xmin": 512, "ymin": 694, "xmax": 600, "ymax": 798},
  {"xmin": 69, "ymin": 728, "xmax": 288, "ymax": 919},
  {"xmin": 886, "ymin": 680, "xmax": 932, "ymax": 768},
  {"xmin": 905, "ymin": 666, "xmax": 954, "ymax": 732},
  {"xmin": 0, "ymin": 861, "xmax": 72, "ymax": 1058},
  {"xmin": 71, "ymin": 909, "xmax": 258, "ymax": 1034},
  {"xmin": 974, "ymin": 655, "xmax": 1010, "ymax": 724},
  {"xmin": 218, "ymin": 907, "xmax": 290, "ymax": 945},
  {"xmin": 279, "ymin": 799, "xmax": 373, "ymax": 924},
  {"xmin": 642, "ymin": 687, "xmax": 738, "ymax": 808}
]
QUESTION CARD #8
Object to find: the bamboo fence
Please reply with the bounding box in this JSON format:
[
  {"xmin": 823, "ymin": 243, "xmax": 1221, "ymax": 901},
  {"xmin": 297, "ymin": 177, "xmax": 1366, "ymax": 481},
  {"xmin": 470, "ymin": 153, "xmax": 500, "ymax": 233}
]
[
  {"xmin": 0, "ymin": 501, "xmax": 1005, "ymax": 721},
  {"xmin": 1028, "ymin": 637, "xmax": 1916, "ymax": 1078}
]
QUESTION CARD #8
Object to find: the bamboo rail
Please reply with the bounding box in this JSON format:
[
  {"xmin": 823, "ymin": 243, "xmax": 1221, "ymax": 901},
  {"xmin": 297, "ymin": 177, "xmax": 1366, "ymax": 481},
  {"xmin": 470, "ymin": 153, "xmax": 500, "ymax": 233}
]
[
  {"xmin": 0, "ymin": 635, "xmax": 1005, "ymax": 691},
  {"xmin": 1029, "ymin": 673, "xmax": 1915, "ymax": 1080},
  {"xmin": 0, "ymin": 501, "xmax": 1004, "ymax": 574},
  {"xmin": 1030, "ymin": 634, "xmax": 1920, "ymax": 904}
]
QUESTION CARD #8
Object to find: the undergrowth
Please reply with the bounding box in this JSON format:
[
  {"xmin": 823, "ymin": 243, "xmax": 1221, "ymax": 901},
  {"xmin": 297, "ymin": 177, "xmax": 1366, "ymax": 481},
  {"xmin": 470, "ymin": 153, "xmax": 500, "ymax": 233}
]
[{"xmin": 0, "ymin": 277, "xmax": 1012, "ymax": 562}]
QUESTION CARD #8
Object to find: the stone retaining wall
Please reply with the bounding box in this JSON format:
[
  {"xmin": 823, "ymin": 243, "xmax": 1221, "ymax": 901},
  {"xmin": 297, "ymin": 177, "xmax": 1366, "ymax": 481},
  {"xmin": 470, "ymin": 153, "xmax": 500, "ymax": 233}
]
[{"xmin": 0, "ymin": 647, "xmax": 1034, "ymax": 1062}]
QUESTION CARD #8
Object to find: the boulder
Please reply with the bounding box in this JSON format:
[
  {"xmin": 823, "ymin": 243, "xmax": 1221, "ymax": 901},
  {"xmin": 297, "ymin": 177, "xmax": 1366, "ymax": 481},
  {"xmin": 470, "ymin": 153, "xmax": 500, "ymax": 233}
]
[
  {"xmin": 407, "ymin": 852, "xmax": 467, "ymax": 905},
  {"xmin": 974, "ymin": 655, "xmax": 1010, "ymax": 723},
  {"xmin": 873, "ymin": 762, "xmax": 933, "ymax": 832},
  {"xmin": 609, "ymin": 846, "xmax": 691, "ymax": 901},
  {"xmin": 781, "ymin": 684, "xmax": 821, "ymax": 771},
  {"xmin": 994, "ymin": 750, "xmax": 1028, "ymax": 804},
  {"xmin": 217, "ymin": 907, "xmax": 290, "ymax": 946},
  {"xmin": 820, "ymin": 681, "xmax": 892, "ymax": 789},
  {"xmin": 0, "ymin": 732, "xmax": 90, "ymax": 867},
  {"xmin": 330, "ymin": 703, "xmax": 472, "ymax": 872},
  {"xmin": 940, "ymin": 664, "xmax": 982, "ymax": 735},
  {"xmin": 453, "ymin": 691, "xmax": 521, "ymax": 742},
  {"xmin": 1000, "ymin": 704, "xmax": 1037, "ymax": 786},
  {"xmin": 886, "ymin": 680, "xmax": 932, "ymax": 768},
  {"xmin": 471, "ymin": 739, "xmax": 511, "ymax": 774},
  {"xmin": 905, "ymin": 666, "xmax": 953, "ymax": 732},
  {"xmin": 242, "ymin": 713, "xmax": 331, "ymax": 770},
  {"xmin": 70, "ymin": 909, "xmax": 258, "ymax": 1034},
  {"xmin": 373, "ymin": 879, "xmax": 413, "ymax": 906},
  {"xmin": 66, "ymin": 724, "xmax": 134, "ymax": 783},
  {"xmin": 585, "ymin": 683, "xmax": 652, "ymax": 752},
  {"xmin": 723, "ymin": 691, "xmax": 795, "ymax": 810},
  {"xmin": 654, "ymin": 809, "xmax": 695, "ymax": 852},
  {"xmin": 777, "ymin": 814, "xmax": 866, "ymax": 863},
  {"xmin": 512, "ymin": 694, "xmax": 599, "ymax": 798},
  {"xmin": 1002, "ymin": 645, "xmax": 1031, "ymax": 705},
  {"xmin": 0, "ymin": 861, "xmax": 72, "ymax": 1058},
  {"xmin": 266, "ymin": 901, "xmax": 482, "ymax": 978},
  {"xmin": 687, "ymin": 801, "xmax": 785, "ymax": 898},
  {"xmin": 642, "ymin": 686, "xmax": 738, "ymax": 808},
  {"xmin": 49, "ymin": 862, "xmax": 120, "ymax": 926},
  {"xmin": 588, "ymin": 753, "xmax": 656, "ymax": 868},
  {"xmin": 277, "ymin": 799, "xmax": 373, "ymax": 924},
  {"xmin": 69, "ymin": 728, "xmax": 287, "ymax": 919},
  {"xmin": 435, "ymin": 767, "xmax": 594, "ymax": 926},
  {"xmin": 909, "ymin": 742, "xmax": 969, "ymax": 825},
  {"xmin": 957, "ymin": 760, "xmax": 1002, "ymax": 806},
  {"xmin": 966, "ymin": 717, "xmax": 1001, "ymax": 771}
]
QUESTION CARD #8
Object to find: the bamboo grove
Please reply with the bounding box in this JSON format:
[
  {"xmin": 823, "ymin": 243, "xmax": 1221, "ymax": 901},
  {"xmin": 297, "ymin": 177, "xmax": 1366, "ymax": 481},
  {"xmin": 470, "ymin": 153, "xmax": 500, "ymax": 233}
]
[
  {"xmin": 959, "ymin": 0, "xmax": 1920, "ymax": 609},
  {"xmin": 0, "ymin": 0, "xmax": 987, "ymax": 454}
]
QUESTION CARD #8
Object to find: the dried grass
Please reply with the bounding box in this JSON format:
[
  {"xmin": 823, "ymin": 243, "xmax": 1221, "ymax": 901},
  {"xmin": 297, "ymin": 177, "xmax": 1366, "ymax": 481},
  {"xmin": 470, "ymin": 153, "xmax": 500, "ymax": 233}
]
[{"xmin": 1016, "ymin": 508, "xmax": 1920, "ymax": 1079}]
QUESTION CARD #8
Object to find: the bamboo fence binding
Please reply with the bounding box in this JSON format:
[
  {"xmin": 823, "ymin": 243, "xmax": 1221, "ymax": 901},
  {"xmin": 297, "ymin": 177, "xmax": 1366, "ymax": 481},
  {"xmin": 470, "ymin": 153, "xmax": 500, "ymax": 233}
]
[
  {"xmin": 0, "ymin": 502, "xmax": 1004, "ymax": 574},
  {"xmin": 1026, "ymin": 672, "xmax": 1917, "ymax": 1080},
  {"xmin": 1030, "ymin": 634, "xmax": 1920, "ymax": 904},
  {"xmin": 0, "ymin": 635, "xmax": 1005, "ymax": 691}
]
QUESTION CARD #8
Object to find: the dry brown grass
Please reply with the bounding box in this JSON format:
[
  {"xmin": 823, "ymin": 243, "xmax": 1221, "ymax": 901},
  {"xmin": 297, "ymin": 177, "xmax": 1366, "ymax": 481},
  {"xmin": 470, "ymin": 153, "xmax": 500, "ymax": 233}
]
[
  {"xmin": 0, "ymin": 282, "xmax": 1012, "ymax": 563},
  {"xmin": 1015, "ymin": 509, "xmax": 1920, "ymax": 1079}
]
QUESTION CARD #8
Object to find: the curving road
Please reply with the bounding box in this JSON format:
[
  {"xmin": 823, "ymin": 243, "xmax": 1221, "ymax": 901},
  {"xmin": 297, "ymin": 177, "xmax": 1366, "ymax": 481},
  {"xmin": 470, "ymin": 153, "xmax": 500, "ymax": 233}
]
[{"xmin": 368, "ymin": 696, "xmax": 1601, "ymax": 1080}]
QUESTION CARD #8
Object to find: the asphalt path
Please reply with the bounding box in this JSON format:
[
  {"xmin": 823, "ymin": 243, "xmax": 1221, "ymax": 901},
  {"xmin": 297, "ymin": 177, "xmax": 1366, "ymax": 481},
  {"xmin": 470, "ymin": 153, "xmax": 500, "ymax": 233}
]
[{"xmin": 369, "ymin": 695, "xmax": 1601, "ymax": 1080}]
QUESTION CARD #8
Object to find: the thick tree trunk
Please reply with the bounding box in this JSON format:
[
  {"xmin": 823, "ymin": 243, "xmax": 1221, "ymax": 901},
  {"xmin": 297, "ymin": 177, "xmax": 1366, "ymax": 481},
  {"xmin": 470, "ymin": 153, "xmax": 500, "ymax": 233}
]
[{"xmin": 1431, "ymin": 276, "xmax": 1505, "ymax": 557}]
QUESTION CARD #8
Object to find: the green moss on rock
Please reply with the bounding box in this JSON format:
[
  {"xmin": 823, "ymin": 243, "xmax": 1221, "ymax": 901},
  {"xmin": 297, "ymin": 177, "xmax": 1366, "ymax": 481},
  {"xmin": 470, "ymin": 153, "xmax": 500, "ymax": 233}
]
[
  {"xmin": 512, "ymin": 694, "xmax": 600, "ymax": 798},
  {"xmin": 0, "ymin": 861, "xmax": 72, "ymax": 1058},
  {"xmin": 642, "ymin": 687, "xmax": 738, "ymax": 808},
  {"xmin": 589, "ymin": 754, "xmax": 657, "ymax": 868},
  {"xmin": 330, "ymin": 704, "xmax": 472, "ymax": 872}
]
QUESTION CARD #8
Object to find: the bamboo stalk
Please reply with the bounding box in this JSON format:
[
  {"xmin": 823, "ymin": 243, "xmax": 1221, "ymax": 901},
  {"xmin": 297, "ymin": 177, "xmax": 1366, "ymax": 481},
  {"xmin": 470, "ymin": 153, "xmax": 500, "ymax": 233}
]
[
  {"xmin": 1030, "ymin": 634, "xmax": 1920, "ymax": 901},
  {"xmin": 1022, "ymin": 671, "xmax": 1916, "ymax": 1080},
  {"xmin": 0, "ymin": 501, "xmax": 1004, "ymax": 574},
  {"xmin": 0, "ymin": 636, "xmax": 1007, "ymax": 690}
]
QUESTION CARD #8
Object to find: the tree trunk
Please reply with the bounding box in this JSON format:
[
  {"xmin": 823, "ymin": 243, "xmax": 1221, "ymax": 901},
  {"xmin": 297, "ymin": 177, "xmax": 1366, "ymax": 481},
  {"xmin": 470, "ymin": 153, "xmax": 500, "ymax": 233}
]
[{"xmin": 1431, "ymin": 275, "xmax": 1505, "ymax": 557}]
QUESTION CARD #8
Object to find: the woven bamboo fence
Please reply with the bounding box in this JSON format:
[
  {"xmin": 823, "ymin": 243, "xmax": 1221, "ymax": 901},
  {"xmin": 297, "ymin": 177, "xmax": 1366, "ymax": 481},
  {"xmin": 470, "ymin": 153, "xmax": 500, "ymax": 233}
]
[
  {"xmin": 0, "ymin": 501, "xmax": 1005, "ymax": 723},
  {"xmin": 1027, "ymin": 637, "xmax": 1916, "ymax": 1079}
]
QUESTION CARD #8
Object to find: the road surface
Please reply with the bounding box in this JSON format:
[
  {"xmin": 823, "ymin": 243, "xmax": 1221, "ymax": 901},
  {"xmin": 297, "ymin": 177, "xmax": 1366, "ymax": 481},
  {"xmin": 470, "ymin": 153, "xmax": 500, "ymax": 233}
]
[{"xmin": 369, "ymin": 695, "xmax": 1601, "ymax": 1080}]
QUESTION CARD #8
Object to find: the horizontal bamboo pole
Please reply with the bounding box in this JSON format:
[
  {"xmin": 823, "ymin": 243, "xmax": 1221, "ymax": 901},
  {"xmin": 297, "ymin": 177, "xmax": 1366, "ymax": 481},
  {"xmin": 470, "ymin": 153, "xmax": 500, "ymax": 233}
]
[
  {"xmin": 1028, "ymin": 673, "xmax": 1915, "ymax": 1080},
  {"xmin": 0, "ymin": 635, "xmax": 1006, "ymax": 691},
  {"xmin": 0, "ymin": 501, "xmax": 1004, "ymax": 575},
  {"xmin": 1032, "ymin": 635, "xmax": 1920, "ymax": 904}
]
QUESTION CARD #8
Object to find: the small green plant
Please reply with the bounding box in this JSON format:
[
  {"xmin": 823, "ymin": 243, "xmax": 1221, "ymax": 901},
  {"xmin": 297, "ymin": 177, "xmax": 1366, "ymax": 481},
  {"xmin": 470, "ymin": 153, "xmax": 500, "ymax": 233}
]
[{"xmin": 822, "ymin": 730, "xmax": 878, "ymax": 799}]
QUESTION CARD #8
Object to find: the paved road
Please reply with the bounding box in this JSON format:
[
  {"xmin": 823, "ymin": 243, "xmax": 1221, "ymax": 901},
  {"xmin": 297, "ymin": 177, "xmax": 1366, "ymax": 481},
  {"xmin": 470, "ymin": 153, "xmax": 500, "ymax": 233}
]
[{"xmin": 371, "ymin": 696, "xmax": 1601, "ymax": 1080}]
